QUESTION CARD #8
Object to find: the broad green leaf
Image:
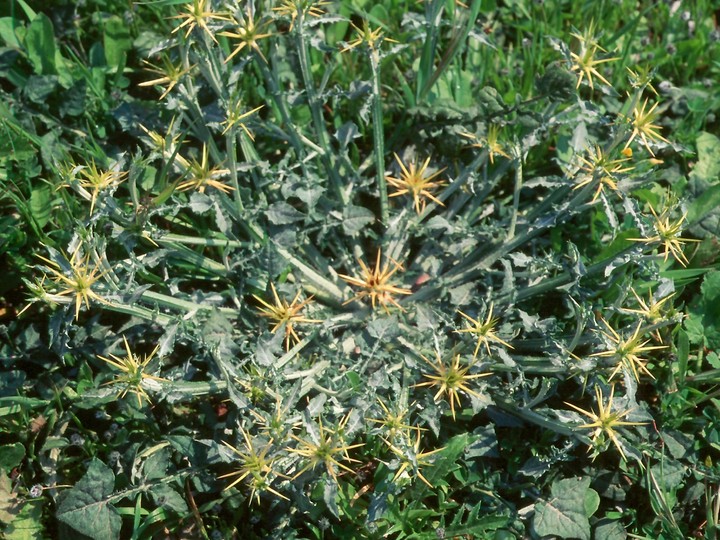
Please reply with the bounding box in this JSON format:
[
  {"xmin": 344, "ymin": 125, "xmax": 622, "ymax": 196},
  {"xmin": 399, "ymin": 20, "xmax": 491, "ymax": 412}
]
[
  {"xmin": 149, "ymin": 484, "xmax": 188, "ymax": 514},
  {"xmin": 29, "ymin": 184, "xmax": 51, "ymax": 229},
  {"xmin": 5, "ymin": 498, "xmax": 43, "ymax": 540},
  {"xmin": 0, "ymin": 18, "xmax": 21, "ymax": 47},
  {"xmin": 24, "ymin": 13, "xmax": 56, "ymax": 75},
  {"xmin": 686, "ymin": 271, "xmax": 720, "ymax": 348},
  {"xmin": 103, "ymin": 16, "xmax": 132, "ymax": 69},
  {"xmin": 56, "ymin": 458, "xmax": 121, "ymax": 540},
  {"xmin": 593, "ymin": 518, "xmax": 627, "ymax": 540},
  {"xmin": 0, "ymin": 470, "xmax": 21, "ymax": 524},
  {"xmin": 532, "ymin": 477, "xmax": 595, "ymax": 540},
  {"xmin": 690, "ymin": 132, "xmax": 720, "ymax": 184},
  {"xmin": 0, "ymin": 443, "xmax": 25, "ymax": 471}
]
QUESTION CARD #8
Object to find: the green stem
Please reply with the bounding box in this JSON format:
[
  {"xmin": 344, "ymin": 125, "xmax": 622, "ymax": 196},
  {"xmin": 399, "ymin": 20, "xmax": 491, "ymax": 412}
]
[
  {"xmin": 507, "ymin": 154, "xmax": 522, "ymax": 240},
  {"xmin": 370, "ymin": 50, "xmax": 389, "ymax": 226},
  {"xmin": 295, "ymin": 19, "xmax": 346, "ymax": 205}
]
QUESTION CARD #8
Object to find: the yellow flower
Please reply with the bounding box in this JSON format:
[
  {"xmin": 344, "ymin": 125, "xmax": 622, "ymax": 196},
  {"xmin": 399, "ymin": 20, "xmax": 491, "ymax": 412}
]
[
  {"xmin": 623, "ymin": 97, "xmax": 669, "ymax": 156},
  {"xmin": 219, "ymin": 428, "xmax": 288, "ymax": 504},
  {"xmin": 564, "ymin": 384, "xmax": 646, "ymax": 460},
  {"xmin": 630, "ymin": 207, "xmax": 699, "ymax": 267},
  {"xmin": 169, "ymin": 0, "xmax": 231, "ymax": 43},
  {"xmin": 574, "ymin": 145, "xmax": 634, "ymax": 202},
  {"xmin": 461, "ymin": 125, "xmax": 510, "ymax": 164},
  {"xmin": 386, "ymin": 153, "xmax": 446, "ymax": 214},
  {"xmin": 456, "ymin": 302, "xmax": 513, "ymax": 358},
  {"xmin": 338, "ymin": 249, "xmax": 412, "ymax": 312},
  {"xmin": 219, "ymin": 7, "xmax": 273, "ymax": 63},
  {"xmin": 414, "ymin": 352, "xmax": 490, "ymax": 420},
  {"xmin": 97, "ymin": 336, "xmax": 166, "ymax": 407},
  {"xmin": 591, "ymin": 319, "xmax": 667, "ymax": 381},
  {"xmin": 289, "ymin": 414, "xmax": 364, "ymax": 481},
  {"xmin": 381, "ymin": 429, "xmax": 444, "ymax": 488},
  {"xmin": 252, "ymin": 283, "xmax": 321, "ymax": 350},
  {"xmin": 175, "ymin": 144, "xmax": 233, "ymax": 193},
  {"xmin": 272, "ymin": 0, "xmax": 329, "ymax": 31},
  {"xmin": 341, "ymin": 21, "xmax": 397, "ymax": 52},
  {"xmin": 36, "ymin": 249, "xmax": 108, "ymax": 320},
  {"xmin": 137, "ymin": 56, "xmax": 195, "ymax": 100}
]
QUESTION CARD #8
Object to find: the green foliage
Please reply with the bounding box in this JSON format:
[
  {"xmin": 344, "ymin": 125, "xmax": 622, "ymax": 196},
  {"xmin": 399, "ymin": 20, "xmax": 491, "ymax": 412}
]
[{"xmin": 2, "ymin": 0, "xmax": 720, "ymax": 538}]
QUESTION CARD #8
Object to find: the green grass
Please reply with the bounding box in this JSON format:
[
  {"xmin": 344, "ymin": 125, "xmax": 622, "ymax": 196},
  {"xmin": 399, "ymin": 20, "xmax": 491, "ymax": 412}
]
[{"xmin": 2, "ymin": 0, "xmax": 720, "ymax": 538}]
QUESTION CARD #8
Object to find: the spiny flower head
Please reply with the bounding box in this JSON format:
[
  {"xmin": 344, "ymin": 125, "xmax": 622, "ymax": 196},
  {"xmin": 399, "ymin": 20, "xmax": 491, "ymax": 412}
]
[
  {"xmin": 169, "ymin": 0, "xmax": 231, "ymax": 43},
  {"xmin": 252, "ymin": 283, "xmax": 321, "ymax": 350},
  {"xmin": 139, "ymin": 117, "xmax": 182, "ymax": 157},
  {"xmin": 621, "ymin": 287, "xmax": 675, "ymax": 324},
  {"xmin": 341, "ymin": 20, "xmax": 397, "ymax": 52},
  {"xmin": 36, "ymin": 248, "xmax": 108, "ymax": 320},
  {"xmin": 367, "ymin": 397, "xmax": 424, "ymax": 443},
  {"xmin": 631, "ymin": 207, "xmax": 698, "ymax": 266},
  {"xmin": 97, "ymin": 336, "xmax": 166, "ymax": 407},
  {"xmin": 272, "ymin": 0, "xmax": 329, "ymax": 31},
  {"xmin": 627, "ymin": 65, "xmax": 658, "ymax": 96},
  {"xmin": 382, "ymin": 429, "xmax": 444, "ymax": 489},
  {"xmin": 461, "ymin": 125, "xmax": 510, "ymax": 165},
  {"xmin": 456, "ymin": 302, "xmax": 513, "ymax": 358},
  {"xmin": 17, "ymin": 276, "xmax": 67, "ymax": 318},
  {"xmin": 62, "ymin": 160, "xmax": 127, "ymax": 215},
  {"xmin": 219, "ymin": 6, "xmax": 273, "ymax": 63},
  {"xmin": 338, "ymin": 249, "xmax": 411, "ymax": 313},
  {"xmin": 386, "ymin": 153, "xmax": 446, "ymax": 214},
  {"xmin": 591, "ymin": 319, "xmax": 667, "ymax": 381},
  {"xmin": 414, "ymin": 351, "xmax": 490, "ymax": 420},
  {"xmin": 175, "ymin": 144, "xmax": 233, "ymax": 193},
  {"xmin": 564, "ymin": 384, "xmax": 646, "ymax": 461},
  {"xmin": 289, "ymin": 414, "xmax": 364, "ymax": 481},
  {"xmin": 221, "ymin": 98, "xmax": 263, "ymax": 138},
  {"xmin": 219, "ymin": 428, "xmax": 288, "ymax": 504},
  {"xmin": 574, "ymin": 145, "xmax": 634, "ymax": 202},
  {"xmin": 623, "ymin": 97, "xmax": 669, "ymax": 156},
  {"xmin": 569, "ymin": 23, "xmax": 617, "ymax": 90},
  {"xmin": 137, "ymin": 56, "xmax": 194, "ymax": 100}
]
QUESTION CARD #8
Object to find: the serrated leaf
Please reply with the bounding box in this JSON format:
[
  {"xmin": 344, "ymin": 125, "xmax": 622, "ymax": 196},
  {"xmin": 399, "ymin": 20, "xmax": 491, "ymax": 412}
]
[
  {"xmin": 532, "ymin": 477, "xmax": 594, "ymax": 540},
  {"xmin": 56, "ymin": 458, "xmax": 121, "ymax": 540},
  {"xmin": 323, "ymin": 480, "xmax": 339, "ymax": 519}
]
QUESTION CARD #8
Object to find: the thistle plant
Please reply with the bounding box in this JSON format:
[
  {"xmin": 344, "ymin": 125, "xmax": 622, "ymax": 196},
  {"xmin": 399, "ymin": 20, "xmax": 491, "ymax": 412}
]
[{"xmin": 8, "ymin": 3, "xmax": 715, "ymax": 538}]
